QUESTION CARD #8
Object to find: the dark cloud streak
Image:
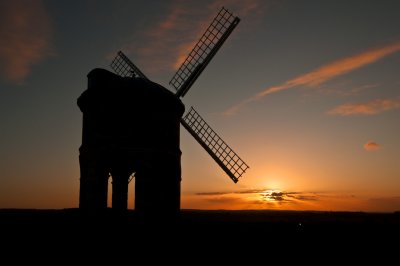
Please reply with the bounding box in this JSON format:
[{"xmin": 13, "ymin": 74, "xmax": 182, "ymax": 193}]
[{"xmin": 196, "ymin": 189, "xmax": 321, "ymax": 205}]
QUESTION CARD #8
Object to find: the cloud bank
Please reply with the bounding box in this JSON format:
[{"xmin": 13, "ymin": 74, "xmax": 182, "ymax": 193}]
[
  {"xmin": 197, "ymin": 189, "xmax": 319, "ymax": 205},
  {"xmin": 190, "ymin": 189, "xmax": 400, "ymax": 212}
]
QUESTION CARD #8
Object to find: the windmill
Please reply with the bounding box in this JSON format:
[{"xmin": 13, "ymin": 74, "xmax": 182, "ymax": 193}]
[{"xmin": 78, "ymin": 7, "xmax": 249, "ymax": 214}]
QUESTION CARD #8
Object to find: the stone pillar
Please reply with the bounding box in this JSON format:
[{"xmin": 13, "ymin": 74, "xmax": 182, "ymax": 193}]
[
  {"xmin": 135, "ymin": 153, "xmax": 181, "ymax": 216},
  {"xmin": 111, "ymin": 168, "xmax": 130, "ymax": 211},
  {"xmin": 79, "ymin": 150, "xmax": 109, "ymax": 211}
]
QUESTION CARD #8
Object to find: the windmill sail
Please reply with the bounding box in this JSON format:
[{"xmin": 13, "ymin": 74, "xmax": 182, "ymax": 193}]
[
  {"xmin": 170, "ymin": 7, "xmax": 240, "ymax": 98},
  {"xmin": 181, "ymin": 107, "xmax": 249, "ymax": 183},
  {"xmin": 110, "ymin": 51, "xmax": 148, "ymax": 79},
  {"xmin": 107, "ymin": 8, "xmax": 248, "ymax": 183}
]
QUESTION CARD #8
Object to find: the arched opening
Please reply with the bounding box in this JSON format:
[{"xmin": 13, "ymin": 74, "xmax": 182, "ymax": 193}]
[{"xmin": 106, "ymin": 172, "xmax": 135, "ymax": 210}]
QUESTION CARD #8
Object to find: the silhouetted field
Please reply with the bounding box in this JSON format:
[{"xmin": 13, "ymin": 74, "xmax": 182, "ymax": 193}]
[{"xmin": 1, "ymin": 209, "xmax": 399, "ymax": 258}]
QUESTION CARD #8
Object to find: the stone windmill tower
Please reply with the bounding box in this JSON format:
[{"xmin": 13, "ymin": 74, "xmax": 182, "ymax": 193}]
[{"xmin": 77, "ymin": 7, "xmax": 249, "ymax": 214}]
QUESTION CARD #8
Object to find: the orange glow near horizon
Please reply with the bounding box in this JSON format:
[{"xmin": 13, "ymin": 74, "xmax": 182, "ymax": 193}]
[{"xmin": 181, "ymin": 189, "xmax": 400, "ymax": 212}]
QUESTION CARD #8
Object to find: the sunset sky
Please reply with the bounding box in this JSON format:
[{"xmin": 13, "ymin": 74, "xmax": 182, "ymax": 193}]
[{"xmin": 0, "ymin": 0, "xmax": 399, "ymax": 212}]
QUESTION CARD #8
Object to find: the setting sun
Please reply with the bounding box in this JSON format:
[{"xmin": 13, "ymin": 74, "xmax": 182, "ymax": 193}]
[{"xmin": 259, "ymin": 190, "xmax": 284, "ymax": 203}]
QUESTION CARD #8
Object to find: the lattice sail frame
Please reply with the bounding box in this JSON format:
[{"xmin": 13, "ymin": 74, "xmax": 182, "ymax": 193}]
[
  {"xmin": 108, "ymin": 8, "xmax": 249, "ymax": 183},
  {"xmin": 170, "ymin": 7, "xmax": 240, "ymax": 98},
  {"xmin": 181, "ymin": 107, "xmax": 249, "ymax": 183},
  {"xmin": 110, "ymin": 51, "xmax": 148, "ymax": 79}
]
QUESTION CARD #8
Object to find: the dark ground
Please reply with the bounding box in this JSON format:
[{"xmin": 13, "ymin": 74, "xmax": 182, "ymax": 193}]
[{"xmin": 1, "ymin": 209, "xmax": 399, "ymax": 260}]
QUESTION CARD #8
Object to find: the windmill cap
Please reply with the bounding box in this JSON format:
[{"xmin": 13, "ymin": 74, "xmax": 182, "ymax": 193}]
[{"xmin": 78, "ymin": 68, "xmax": 184, "ymax": 116}]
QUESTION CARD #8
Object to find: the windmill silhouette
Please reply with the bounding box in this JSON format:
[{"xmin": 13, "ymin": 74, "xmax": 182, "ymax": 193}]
[{"xmin": 78, "ymin": 7, "xmax": 249, "ymax": 214}]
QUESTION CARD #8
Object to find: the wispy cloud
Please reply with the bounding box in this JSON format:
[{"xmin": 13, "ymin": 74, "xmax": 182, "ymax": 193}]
[
  {"xmin": 116, "ymin": 2, "xmax": 202, "ymax": 73},
  {"xmin": 224, "ymin": 41, "xmax": 400, "ymax": 115},
  {"xmin": 328, "ymin": 97, "xmax": 400, "ymax": 116},
  {"xmin": 364, "ymin": 141, "xmax": 381, "ymax": 151},
  {"xmin": 116, "ymin": 0, "xmax": 264, "ymax": 75},
  {"xmin": 209, "ymin": 0, "xmax": 263, "ymax": 17},
  {"xmin": 314, "ymin": 83, "xmax": 379, "ymax": 97},
  {"xmin": 0, "ymin": 1, "xmax": 53, "ymax": 85}
]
